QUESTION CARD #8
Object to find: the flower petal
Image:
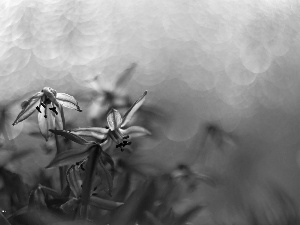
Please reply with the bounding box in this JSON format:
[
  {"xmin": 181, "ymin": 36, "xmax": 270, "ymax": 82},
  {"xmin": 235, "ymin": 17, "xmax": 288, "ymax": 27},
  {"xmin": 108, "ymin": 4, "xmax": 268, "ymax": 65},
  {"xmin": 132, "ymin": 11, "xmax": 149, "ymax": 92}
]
[
  {"xmin": 71, "ymin": 127, "xmax": 109, "ymax": 140},
  {"xmin": 107, "ymin": 109, "xmax": 122, "ymax": 131},
  {"xmin": 56, "ymin": 93, "xmax": 82, "ymax": 112},
  {"xmin": 121, "ymin": 91, "xmax": 147, "ymax": 127},
  {"xmin": 101, "ymin": 138, "xmax": 112, "ymax": 151},
  {"xmin": 12, "ymin": 92, "xmax": 43, "ymax": 125},
  {"xmin": 42, "ymin": 87, "xmax": 59, "ymax": 106},
  {"xmin": 38, "ymin": 105, "xmax": 55, "ymax": 141},
  {"xmin": 120, "ymin": 126, "xmax": 151, "ymax": 138}
]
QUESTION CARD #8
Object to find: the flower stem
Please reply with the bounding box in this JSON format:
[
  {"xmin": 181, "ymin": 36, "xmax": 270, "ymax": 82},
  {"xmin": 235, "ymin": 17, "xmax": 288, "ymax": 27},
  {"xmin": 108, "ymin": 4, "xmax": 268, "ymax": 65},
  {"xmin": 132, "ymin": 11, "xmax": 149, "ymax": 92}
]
[
  {"xmin": 54, "ymin": 132, "xmax": 66, "ymax": 191},
  {"xmin": 80, "ymin": 145, "xmax": 100, "ymax": 219}
]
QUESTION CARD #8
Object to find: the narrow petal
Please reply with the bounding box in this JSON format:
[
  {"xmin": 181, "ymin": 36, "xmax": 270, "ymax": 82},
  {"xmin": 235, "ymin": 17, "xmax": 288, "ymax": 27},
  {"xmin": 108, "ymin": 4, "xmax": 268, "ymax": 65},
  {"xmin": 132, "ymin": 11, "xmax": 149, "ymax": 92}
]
[
  {"xmin": 56, "ymin": 93, "xmax": 82, "ymax": 112},
  {"xmin": 38, "ymin": 105, "xmax": 55, "ymax": 141},
  {"xmin": 120, "ymin": 126, "xmax": 151, "ymax": 138},
  {"xmin": 12, "ymin": 92, "xmax": 43, "ymax": 125},
  {"xmin": 107, "ymin": 109, "xmax": 122, "ymax": 131},
  {"xmin": 101, "ymin": 138, "xmax": 112, "ymax": 151},
  {"xmin": 71, "ymin": 127, "xmax": 109, "ymax": 140},
  {"xmin": 121, "ymin": 91, "xmax": 147, "ymax": 127}
]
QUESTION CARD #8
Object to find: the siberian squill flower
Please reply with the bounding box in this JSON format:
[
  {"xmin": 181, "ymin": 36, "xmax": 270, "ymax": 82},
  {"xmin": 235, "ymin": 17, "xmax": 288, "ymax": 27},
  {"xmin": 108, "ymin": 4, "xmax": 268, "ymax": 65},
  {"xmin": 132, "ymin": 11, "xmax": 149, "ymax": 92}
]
[
  {"xmin": 70, "ymin": 91, "xmax": 150, "ymax": 151},
  {"xmin": 12, "ymin": 87, "xmax": 82, "ymax": 141}
]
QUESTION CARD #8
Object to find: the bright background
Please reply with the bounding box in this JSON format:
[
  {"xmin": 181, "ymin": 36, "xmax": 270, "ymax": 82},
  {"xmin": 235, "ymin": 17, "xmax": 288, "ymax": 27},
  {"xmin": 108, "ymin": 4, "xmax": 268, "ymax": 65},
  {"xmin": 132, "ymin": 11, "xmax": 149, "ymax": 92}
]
[{"xmin": 1, "ymin": 0, "xmax": 300, "ymax": 223}]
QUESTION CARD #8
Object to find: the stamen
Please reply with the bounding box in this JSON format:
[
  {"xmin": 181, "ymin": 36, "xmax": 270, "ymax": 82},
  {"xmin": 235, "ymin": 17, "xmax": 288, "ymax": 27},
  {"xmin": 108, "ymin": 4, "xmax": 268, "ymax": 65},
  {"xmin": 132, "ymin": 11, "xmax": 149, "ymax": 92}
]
[
  {"xmin": 41, "ymin": 102, "xmax": 46, "ymax": 108},
  {"xmin": 49, "ymin": 106, "xmax": 58, "ymax": 115},
  {"xmin": 36, "ymin": 106, "xmax": 41, "ymax": 113}
]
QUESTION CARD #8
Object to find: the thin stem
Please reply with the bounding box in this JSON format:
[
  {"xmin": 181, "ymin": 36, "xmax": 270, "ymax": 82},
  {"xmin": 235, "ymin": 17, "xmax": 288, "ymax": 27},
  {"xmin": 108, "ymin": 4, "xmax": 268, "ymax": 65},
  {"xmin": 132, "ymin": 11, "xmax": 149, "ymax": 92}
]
[
  {"xmin": 54, "ymin": 132, "xmax": 66, "ymax": 191},
  {"xmin": 80, "ymin": 145, "xmax": 100, "ymax": 220}
]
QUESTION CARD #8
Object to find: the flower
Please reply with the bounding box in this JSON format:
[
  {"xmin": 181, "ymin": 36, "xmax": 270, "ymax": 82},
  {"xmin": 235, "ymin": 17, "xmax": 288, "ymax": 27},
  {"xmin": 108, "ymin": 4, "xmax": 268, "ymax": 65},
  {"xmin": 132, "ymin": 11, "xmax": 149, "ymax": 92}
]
[
  {"xmin": 12, "ymin": 87, "xmax": 82, "ymax": 141},
  {"xmin": 70, "ymin": 91, "xmax": 150, "ymax": 151}
]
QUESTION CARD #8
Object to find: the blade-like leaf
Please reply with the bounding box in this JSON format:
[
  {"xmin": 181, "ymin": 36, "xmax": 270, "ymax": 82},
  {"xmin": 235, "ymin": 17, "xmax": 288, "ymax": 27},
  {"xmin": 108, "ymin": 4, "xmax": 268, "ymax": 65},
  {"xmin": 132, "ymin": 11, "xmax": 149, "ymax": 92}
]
[
  {"xmin": 56, "ymin": 93, "xmax": 82, "ymax": 112},
  {"xmin": 121, "ymin": 91, "xmax": 147, "ymax": 127},
  {"xmin": 46, "ymin": 146, "xmax": 93, "ymax": 168},
  {"xmin": 89, "ymin": 196, "xmax": 123, "ymax": 210},
  {"xmin": 174, "ymin": 205, "xmax": 202, "ymax": 225},
  {"xmin": 107, "ymin": 109, "xmax": 122, "ymax": 131},
  {"xmin": 12, "ymin": 92, "xmax": 43, "ymax": 125},
  {"xmin": 60, "ymin": 198, "xmax": 80, "ymax": 215},
  {"xmin": 71, "ymin": 127, "xmax": 109, "ymax": 140},
  {"xmin": 0, "ymin": 211, "xmax": 11, "ymax": 225},
  {"xmin": 98, "ymin": 154, "xmax": 114, "ymax": 196},
  {"xmin": 49, "ymin": 129, "xmax": 91, "ymax": 145},
  {"xmin": 38, "ymin": 105, "xmax": 55, "ymax": 141},
  {"xmin": 67, "ymin": 165, "xmax": 83, "ymax": 198},
  {"xmin": 120, "ymin": 126, "xmax": 151, "ymax": 138}
]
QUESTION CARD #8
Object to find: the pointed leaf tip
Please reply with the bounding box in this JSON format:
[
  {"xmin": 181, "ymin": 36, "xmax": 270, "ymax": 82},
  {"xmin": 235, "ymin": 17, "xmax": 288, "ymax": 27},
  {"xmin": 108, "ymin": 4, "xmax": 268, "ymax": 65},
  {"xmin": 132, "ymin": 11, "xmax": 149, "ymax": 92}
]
[{"xmin": 49, "ymin": 129, "xmax": 90, "ymax": 145}]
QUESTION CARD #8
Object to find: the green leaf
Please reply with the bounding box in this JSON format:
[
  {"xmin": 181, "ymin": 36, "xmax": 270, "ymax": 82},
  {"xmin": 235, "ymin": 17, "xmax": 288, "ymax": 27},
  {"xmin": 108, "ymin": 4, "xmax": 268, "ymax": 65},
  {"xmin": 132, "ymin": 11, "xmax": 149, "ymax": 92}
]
[
  {"xmin": 0, "ymin": 211, "xmax": 11, "ymax": 225},
  {"xmin": 49, "ymin": 129, "xmax": 91, "ymax": 145},
  {"xmin": 71, "ymin": 127, "xmax": 109, "ymax": 140},
  {"xmin": 67, "ymin": 165, "xmax": 83, "ymax": 198},
  {"xmin": 121, "ymin": 91, "xmax": 147, "ymax": 127},
  {"xmin": 89, "ymin": 196, "xmax": 123, "ymax": 210},
  {"xmin": 98, "ymin": 153, "xmax": 114, "ymax": 196},
  {"xmin": 60, "ymin": 198, "xmax": 80, "ymax": 215},
  {"xmin": 174, "ymin": 205, "xmax": 202, "ymax": 225},
  {"xmin": 46, "ymin": 146, "xmax": 93, "ymax": 168}
]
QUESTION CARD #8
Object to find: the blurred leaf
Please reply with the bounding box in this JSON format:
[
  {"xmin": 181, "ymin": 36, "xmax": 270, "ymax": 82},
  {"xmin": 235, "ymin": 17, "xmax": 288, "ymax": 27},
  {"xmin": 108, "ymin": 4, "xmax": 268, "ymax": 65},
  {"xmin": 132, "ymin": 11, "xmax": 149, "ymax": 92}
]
[
  {"xmin": 67, "ymin": 165, "xmax": 83, "ymax": 198},
  {"xmin": 98, "ymin": 152, "xmax": 114, "ymax": 196},
  {"xmin": 115, "ymin": 63, "xmax": 137, "ymax": 89},
  {"xmin": 144, "ymin": 211, "xmax": 164, "ymax": 225},
  {"xmin": 0, "ymin": 211, "xmax": 11, "ymax": 225},
  {"xmin": 29, "ymin": 185, "xmax": 47, "ymax": 211},
  {"xmin": 174, "ymin": 205, "xmax": 202, "ymax": 225},
  {"xmin": 110, "ymin": 180, "xmax": 156, "ymax": 225},
  {"xmin": 0, "ymin": 168, "xmax": 28, "ymax": 207},
  {"xmin": 60, "ymin": 198, "xmax": 79, "ymax": 215},
  {"xmin": 89, "ymin": 196, "xmax": 123, "ymax": 210},
  {"xmin": 46, "ymin": 145, "xmax": 93, "ymax": 168},
  {"xmin": 49, "ymin": 129, "xmax": 91, "ymax": 145}
]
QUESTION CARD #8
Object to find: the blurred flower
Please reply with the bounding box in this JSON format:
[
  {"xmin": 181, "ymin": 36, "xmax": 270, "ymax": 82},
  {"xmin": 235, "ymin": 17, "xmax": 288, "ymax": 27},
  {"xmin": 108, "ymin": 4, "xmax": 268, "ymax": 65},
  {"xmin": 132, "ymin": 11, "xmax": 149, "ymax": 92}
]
[
  {"xmin": 85, "ymin": 63, "xmax": 136, "ymax": 125},
  {"xmin": 71, "ymin": 91, "xmax": 150, "ymax": 151},
  {"xmin": 12, "ymin": 87, "xmax": 82, "ymax": 141}
]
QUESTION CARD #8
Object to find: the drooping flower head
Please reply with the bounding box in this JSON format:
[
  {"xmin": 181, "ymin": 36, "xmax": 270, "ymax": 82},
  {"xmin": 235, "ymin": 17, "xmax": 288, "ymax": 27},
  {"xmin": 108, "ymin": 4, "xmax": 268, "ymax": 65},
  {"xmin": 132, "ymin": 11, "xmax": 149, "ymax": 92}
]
[{"xmin": 13, "ymin": 87, "xmax": 82, "ymax": 141}]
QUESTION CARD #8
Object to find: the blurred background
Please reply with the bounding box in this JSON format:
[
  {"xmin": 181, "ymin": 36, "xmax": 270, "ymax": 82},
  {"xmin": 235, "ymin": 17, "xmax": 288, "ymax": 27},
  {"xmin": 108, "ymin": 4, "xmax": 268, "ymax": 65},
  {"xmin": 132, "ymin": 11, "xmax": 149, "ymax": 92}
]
[{"xmin": 1, "ymin": 0, "xmax": 300, "ymax": 224}]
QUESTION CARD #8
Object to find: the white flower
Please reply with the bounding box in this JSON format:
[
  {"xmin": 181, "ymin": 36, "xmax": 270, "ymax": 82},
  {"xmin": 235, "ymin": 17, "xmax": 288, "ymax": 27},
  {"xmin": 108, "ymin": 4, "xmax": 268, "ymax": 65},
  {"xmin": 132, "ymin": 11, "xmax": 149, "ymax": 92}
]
[{"xmin": 12, "ymin": 87, "xmax": 82, "ymax": 141}]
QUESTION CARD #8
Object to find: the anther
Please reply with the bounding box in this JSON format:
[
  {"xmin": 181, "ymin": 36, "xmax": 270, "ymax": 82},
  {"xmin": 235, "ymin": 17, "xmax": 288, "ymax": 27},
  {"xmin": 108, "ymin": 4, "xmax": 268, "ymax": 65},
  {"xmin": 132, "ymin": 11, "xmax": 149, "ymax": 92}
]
[
  {"xmin": 49, "ymin": 106, "xmax": 58, "ymax": 115},
  {"xmin": 123, "ymin": 135, "xmax": 129, "ymax": 139},
  {"xmin": 41, "ymin": 102, "xmax": 46, "ymax": 108},
  {"xmin": 36, "ymin": 106, "xmax": 41, "ymax": 113},
  {"xmin": 44, "ymin": 115, "xmax": 47, "ymax": 118}
]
